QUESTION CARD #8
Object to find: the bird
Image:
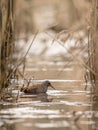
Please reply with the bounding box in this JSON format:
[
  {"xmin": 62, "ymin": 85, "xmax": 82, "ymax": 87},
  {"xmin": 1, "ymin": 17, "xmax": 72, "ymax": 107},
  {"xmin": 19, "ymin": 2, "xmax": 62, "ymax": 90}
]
[{"xmin": 20, "ymin": 80, "xmax": 55, "ymax": 94}]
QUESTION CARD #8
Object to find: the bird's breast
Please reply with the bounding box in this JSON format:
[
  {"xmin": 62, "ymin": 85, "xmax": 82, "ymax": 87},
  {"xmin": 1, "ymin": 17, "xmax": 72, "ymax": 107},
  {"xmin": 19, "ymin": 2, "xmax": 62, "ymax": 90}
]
[{"xmin": 36, "ymin": 85, "xmax": 48, "ymax": 93}]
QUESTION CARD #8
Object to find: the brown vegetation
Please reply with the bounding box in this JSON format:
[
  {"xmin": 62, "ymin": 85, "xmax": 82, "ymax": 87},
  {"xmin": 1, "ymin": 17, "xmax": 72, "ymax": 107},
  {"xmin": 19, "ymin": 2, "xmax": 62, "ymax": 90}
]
[{"xmin": 0, "ymin": 0, "xmax": 14, "ymax": 92}]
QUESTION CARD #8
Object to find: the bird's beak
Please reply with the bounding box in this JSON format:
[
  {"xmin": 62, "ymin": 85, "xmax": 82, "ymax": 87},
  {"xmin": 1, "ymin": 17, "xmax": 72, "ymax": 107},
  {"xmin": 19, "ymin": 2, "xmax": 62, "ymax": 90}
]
[{"xmin": 50, "ymin": 84, "xmax": 55, "ymax": 89}]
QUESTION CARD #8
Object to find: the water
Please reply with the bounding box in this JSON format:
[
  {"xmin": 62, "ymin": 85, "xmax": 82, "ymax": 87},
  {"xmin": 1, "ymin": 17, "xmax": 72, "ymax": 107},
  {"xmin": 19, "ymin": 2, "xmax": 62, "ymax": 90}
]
[
  {"xmin": 0, "ymin": 59, "xmax": 98, "ymax": 130},
  {"xmin": 0, "ymin": 80, "xmax": 97, "ymax": 130}
]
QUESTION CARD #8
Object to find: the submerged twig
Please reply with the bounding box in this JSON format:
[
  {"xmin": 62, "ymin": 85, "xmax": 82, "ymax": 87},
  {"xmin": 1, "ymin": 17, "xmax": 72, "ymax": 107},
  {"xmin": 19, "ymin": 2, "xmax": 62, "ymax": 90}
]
[{"xmin": 16, "ymin": 90, "xmax": 19, "ymax": 102}]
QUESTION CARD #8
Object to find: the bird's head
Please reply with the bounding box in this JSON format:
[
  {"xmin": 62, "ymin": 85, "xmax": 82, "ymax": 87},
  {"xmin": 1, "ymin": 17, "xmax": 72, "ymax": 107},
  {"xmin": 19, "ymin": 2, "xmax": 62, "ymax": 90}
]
[{"xmin": 43, "ymin": 80, "xmax": 55, "ymax": 89}]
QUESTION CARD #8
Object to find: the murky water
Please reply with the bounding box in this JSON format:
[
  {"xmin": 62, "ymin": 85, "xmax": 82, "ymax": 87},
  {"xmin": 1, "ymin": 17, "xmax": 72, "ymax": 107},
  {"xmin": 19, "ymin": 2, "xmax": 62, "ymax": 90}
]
[{"xmin": 0, "ymin": 59, "xmax": 98, "ymax": 130}]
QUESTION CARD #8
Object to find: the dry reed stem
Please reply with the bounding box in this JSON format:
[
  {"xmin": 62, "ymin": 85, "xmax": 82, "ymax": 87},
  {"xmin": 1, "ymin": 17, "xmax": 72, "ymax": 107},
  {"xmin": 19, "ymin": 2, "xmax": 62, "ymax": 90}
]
[
  {"xmin": 1, "ymin": 0, "xmax": 14, "ymax": 91},
  {"xmin": 8, "ymin": 31, "xmax": 38, "ymax": 82},
  {"xmin": 45, "ymin": 31, "xmax": 96, "ymax": 76}
]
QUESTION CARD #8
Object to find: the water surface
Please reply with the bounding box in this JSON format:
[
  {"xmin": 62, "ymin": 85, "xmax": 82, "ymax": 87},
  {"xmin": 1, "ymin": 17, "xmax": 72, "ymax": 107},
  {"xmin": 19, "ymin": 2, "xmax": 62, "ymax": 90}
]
[{"xmin": 0, "ymin": 59, "xmax": 97, "ymax": 130}]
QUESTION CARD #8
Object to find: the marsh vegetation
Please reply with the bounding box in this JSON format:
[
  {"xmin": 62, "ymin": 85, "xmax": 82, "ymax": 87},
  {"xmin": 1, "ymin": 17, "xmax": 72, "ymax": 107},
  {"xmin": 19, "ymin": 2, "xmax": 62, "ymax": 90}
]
[{"xmin": 0, "ymin": 0, "xmax": 98, "ymax": 130}]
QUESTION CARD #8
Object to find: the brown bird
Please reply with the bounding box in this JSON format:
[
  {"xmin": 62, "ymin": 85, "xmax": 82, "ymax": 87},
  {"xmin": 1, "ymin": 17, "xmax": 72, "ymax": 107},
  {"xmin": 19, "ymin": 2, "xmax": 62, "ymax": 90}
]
[{"xmin": 20, "ymin": 80, "xmax": 55, "ymax": 94}]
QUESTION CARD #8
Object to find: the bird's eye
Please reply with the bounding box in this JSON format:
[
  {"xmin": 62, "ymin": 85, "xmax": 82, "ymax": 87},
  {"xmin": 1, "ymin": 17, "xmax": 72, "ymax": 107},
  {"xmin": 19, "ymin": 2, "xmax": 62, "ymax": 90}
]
[
  {"xmin": 48, "ymin": 83, "xmax": 50, "ymax": 85},
  {"xmin": 48, "ymin": 82, "xmax": 51, "ymax": 86}
]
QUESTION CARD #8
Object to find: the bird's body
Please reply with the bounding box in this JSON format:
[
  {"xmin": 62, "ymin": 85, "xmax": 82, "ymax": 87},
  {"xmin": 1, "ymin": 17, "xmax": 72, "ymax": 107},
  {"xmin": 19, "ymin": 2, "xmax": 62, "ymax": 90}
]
[{"xmin": 20, "ymin": 80, "xmax": 55, "ymax": 94}]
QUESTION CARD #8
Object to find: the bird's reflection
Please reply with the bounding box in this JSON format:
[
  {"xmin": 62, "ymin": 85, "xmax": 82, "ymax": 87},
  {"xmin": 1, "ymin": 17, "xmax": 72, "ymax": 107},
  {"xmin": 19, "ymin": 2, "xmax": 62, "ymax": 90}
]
[
  {"xmin": 37, "ymin": 93, "xmax": 53, "ymax": 102},
  {"xmin": 19, "ymin": 93, "xmax": 53, "ymax": 102}
]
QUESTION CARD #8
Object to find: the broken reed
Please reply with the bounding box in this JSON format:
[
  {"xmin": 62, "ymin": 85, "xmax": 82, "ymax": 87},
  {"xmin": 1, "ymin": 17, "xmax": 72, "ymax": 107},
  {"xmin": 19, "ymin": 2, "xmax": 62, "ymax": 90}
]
[{"xmin": 0, "ymin": 0, "xmax": 14, "ymax": 92}]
